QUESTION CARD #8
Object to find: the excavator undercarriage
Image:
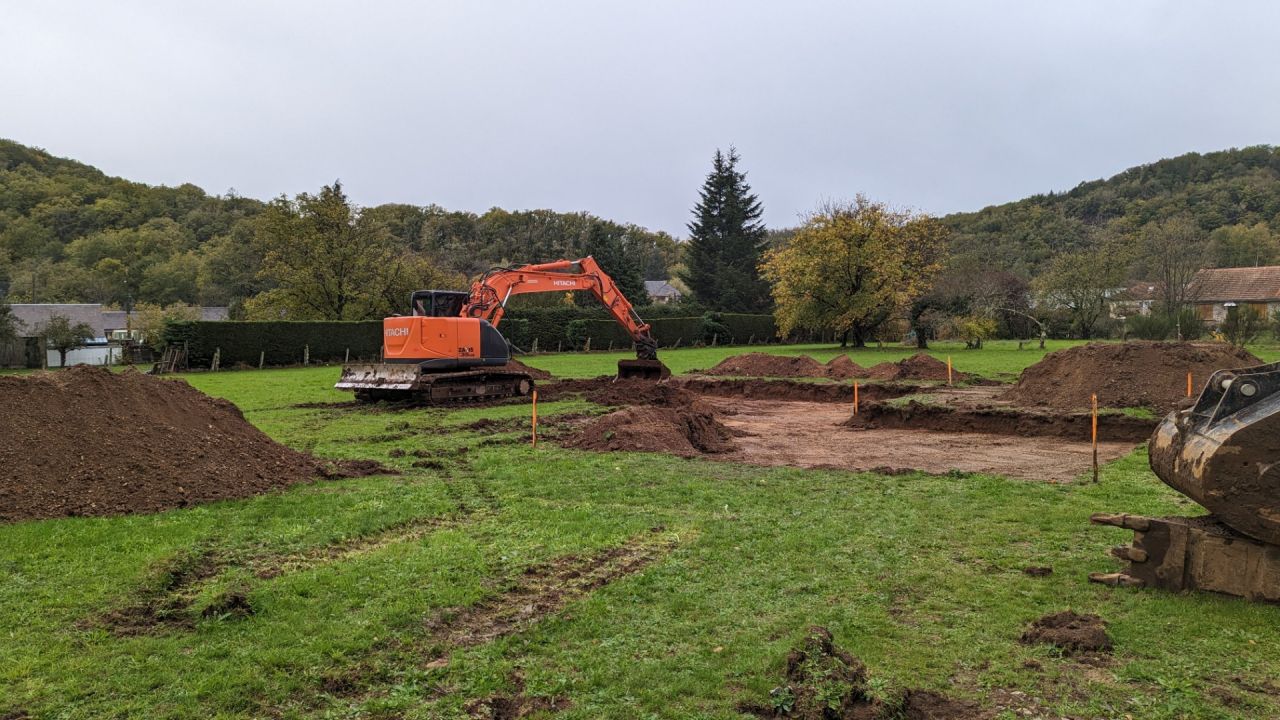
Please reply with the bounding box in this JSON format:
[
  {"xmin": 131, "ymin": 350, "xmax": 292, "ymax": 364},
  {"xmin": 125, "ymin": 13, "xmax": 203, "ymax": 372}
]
[{"xmin": 1090, "ymin": 360, "xmax": 1280, "ymax": 602}]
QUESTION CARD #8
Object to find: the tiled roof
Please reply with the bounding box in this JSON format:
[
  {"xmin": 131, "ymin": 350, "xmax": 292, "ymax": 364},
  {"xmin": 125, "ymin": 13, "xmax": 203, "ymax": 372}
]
[
  {"xmin": 200, "ymin": 306, "xmax": 230, "ymax": 321},
  {"xmin": 1188, "ymin": 267, "xmax": 1280, "ymax": 303},
  {"xmin": 1111, "ymin": 281, "xmax": 1159, "ymax": 302},
  {"xmin": 9, "ymin": 304, "xmax": 107, "ymax": 337},
  {"xmin": 644, "ymin": 280, "xmax": 681, "ymax": 297}
]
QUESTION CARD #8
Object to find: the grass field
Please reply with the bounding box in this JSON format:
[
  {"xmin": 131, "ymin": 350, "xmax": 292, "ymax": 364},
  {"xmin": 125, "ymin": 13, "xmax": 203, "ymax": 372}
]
[{"xmin": 3, "ymin": 342, "xmax": 1280, "ymax": 718}]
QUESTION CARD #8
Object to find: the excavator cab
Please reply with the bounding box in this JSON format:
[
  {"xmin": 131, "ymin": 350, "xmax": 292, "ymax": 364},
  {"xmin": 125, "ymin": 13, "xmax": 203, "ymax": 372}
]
[{"xmin": 410, "ymin": 290, "xmax": 469, "ymax": 318}]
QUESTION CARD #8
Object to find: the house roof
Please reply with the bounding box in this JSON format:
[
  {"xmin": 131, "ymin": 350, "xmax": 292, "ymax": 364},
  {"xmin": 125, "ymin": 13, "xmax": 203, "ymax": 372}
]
[
  {"xmin": 201, "ymin": 306, "xmax": 230, "ymax": 321},
  {"xmin": 644, "ymin": 280, "xmax": 681, "ymax": 298},
  {"xmin": 9, "ymin": 304, "xmax": 107, "ymax": 337},
  {"xmin": 101, "ymin": 310, "xmax": 131, "ymax": 330},
  {"xmin": 1188, "ymin": 266, "xmax": 1280, "ymax": 303},
  {"xmin": 1111, "ymin": 281, "xmax": 1160, "ymax": 302}
]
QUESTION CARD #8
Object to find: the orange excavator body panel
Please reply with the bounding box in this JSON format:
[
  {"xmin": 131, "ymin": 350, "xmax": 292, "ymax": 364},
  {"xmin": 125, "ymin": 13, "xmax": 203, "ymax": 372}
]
[{"xmin": 382, "ymin": 316, "xmax": 482, "ymax": 364}]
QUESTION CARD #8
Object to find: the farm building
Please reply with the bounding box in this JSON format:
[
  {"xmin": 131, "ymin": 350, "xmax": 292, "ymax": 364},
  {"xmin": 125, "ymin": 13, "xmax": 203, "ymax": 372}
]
[
  {"xmin": 644, "ymin": 280, "xmax": 683, "ymax": 304},
  {"xmin": 1187, "ymin": 266, "xmax": 1280, "ymax": 322}
]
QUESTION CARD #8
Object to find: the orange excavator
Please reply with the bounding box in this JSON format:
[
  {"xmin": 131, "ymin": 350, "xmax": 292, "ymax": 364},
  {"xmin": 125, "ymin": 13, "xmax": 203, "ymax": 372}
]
[{"xmin": 336, "ymin": 256, "xmax": 669, "ymax": 403}]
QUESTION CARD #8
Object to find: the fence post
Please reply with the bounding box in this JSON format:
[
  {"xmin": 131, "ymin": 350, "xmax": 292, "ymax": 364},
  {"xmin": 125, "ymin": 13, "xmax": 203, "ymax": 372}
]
[
  {"xmin": 259, "ymin": 351, "xmax": 265, "ymax": 369},
  {"xmin": 531, "ymin": 338, "xmax": 539, "ymax": 353},
  {"xmin": 345, "ymin": 348, "xmax": 350, "ymax": 364},
  {"xmin": 304, "ymin": 345, "xmax": 310, "ymax": 366},
  {"xmin": 585, "ymin": 337, "xmax": 591, "ymax": 352}
]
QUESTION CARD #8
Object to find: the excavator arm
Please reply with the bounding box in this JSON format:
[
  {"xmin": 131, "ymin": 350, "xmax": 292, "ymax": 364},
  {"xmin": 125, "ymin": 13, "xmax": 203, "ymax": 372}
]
[{"xmin": 462, "ymin": 257, "xmax": 662, "ymax": 363}]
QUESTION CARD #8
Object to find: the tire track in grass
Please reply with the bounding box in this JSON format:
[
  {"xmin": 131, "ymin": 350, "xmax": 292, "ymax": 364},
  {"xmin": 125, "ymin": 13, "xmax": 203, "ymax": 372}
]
[{"xmin": 87, "ymin": 510, "xmax": 483, "ymax": 635}]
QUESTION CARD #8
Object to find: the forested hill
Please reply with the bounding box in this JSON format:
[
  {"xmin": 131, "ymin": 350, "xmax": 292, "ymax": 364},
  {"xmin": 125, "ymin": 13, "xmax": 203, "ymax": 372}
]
[
  {"xmin": 943, "ymin": 145, "xmax": 1280, "ymax": 276},
  {"xmin": 0, "ymin": 139, "xmax": 678, "ymax": 311}
]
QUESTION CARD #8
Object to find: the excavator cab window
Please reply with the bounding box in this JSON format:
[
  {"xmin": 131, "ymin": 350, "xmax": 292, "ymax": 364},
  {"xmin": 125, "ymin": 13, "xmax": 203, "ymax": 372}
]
[{"xmin": 410, "ymin": 290, "xmax": 469, "ymax": 317}]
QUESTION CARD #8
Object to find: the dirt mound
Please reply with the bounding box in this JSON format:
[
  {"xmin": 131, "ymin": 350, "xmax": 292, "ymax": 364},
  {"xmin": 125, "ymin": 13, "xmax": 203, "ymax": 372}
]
[
  {"xmin": 865, "ymin": 353, "xmax": 963, "ymax": 381},
  {"xmin": 706, "ymin": 352, "xmax": 829, "ymax": 378},
  {"xmin": 1020, "ymin": 610, "xmax": 1112, "ymax": 654},
  {"xmin": 583, "ymin": 379, "xmax": 700, "ymax": 407},
  {"xmin": 740, "ymin": 627, "xmax": 990, "ymax": 719},
  {"xmin": 1002, "ymin": 341, "xmax": 1261, "ymax": 412},
  {"xmin": 563, "ymin": 402, "xmax": 736, "ymax": 457},
  {"xmin": 825, "ymin": 355, "xmax": 870, "ymax": 379},
  {"xmin": 0, "ymin": 367, "xmax": 324, "ymax": 522},
  {"xmin": 498, "ymin": 358, "xmax": 552, "ymax": 380}
]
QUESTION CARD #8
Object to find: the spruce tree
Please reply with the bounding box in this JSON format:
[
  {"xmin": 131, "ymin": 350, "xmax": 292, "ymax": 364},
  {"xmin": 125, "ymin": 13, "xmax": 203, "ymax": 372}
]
[{"xmin": 681, "ymin": 147, "xmax": 771, "ymax": 311}]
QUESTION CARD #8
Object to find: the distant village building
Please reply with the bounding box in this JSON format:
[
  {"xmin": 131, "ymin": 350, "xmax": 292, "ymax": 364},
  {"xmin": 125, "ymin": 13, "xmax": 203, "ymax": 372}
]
[
  {"xmin": 644, "ymin": 280, "xmax": 683, "ymax": 305},
  {"xmin": 1, "ymin": 304, "xmax": 230, "ymax": 368},
  {"xmin": 1187, "ymin": 266, "xmax": 1280, "ymax": 322},
  {"xmin": 1108, "ymin": 281, "xmax": 1159, "ymax": 318}
]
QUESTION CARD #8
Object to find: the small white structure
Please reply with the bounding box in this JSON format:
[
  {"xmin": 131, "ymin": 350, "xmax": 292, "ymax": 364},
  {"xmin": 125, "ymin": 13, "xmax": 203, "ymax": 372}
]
[{"xmin": 644, "ymin": 280, "xmax": 683, "ymax": 305}]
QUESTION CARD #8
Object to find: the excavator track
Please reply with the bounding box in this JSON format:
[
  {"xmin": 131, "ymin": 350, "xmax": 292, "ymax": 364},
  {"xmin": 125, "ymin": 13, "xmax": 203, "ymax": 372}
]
[
  {"xmin": 1090, "ymin": 360, "xmax": 1280, "ymax": 602},
  {"xmin": 341, "ymin": 365, "xmax": 534, "ymax": 405}
]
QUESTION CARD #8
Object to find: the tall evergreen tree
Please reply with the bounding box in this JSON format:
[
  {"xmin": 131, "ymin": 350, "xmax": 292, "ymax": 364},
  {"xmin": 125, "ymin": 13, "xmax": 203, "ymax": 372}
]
[{"xmin": 681, "ymin": 147, "xmax": 771, "ymax": 311}]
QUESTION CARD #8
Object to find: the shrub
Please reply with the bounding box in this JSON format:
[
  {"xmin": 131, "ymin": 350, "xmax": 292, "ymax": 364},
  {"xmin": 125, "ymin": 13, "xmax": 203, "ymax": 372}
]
[
  {"xmin": 1221, "ymin": 306, "xmax": 1264, "ymax": 346},
  {"xmin": 1126, "ymin": 313, "xmax": 1172, "ymax": 340}
]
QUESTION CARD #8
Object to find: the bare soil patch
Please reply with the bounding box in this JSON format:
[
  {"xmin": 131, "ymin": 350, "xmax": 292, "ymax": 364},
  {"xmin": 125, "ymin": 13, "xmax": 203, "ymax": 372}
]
[
  {"xmin": 1020, "ymin": 610, "xmax": 1112, "ymax": 655},
  {"xmin": 842, "ymin": 400, "xmax": 1156, "ymax": 442},
  {"xmin": 739, "ymin": 626, "xmax": 990, "ymax": 719},
  {"xmin": 1002, "ymin": 341, "xmax": 1261, "ymax": 412},
  {"xmin": 0, "ymin": 366, "xmax": 390, "ymax": 523},
  {"xmin": 709, "ymin": 399, "xmax": 1138, "ymax": 482},
  {"xmin": 93, "ymin": 546, "xmax": 222, "ymax": 635}
]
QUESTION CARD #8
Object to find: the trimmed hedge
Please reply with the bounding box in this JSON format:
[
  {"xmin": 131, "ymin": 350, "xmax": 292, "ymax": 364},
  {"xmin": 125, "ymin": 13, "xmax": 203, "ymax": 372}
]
[
  {"xmin": 162, "ymin": 308, "xmax": 778, "ymax": 367},
  {"xmin": 164, "ymin": 321, "xmax": 382, "ymax": 367}
]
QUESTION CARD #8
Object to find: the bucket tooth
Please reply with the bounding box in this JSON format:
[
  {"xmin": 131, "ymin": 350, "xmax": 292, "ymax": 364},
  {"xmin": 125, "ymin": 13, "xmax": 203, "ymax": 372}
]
[
  {"xmin": 1089, "ymin": 572, "xmax": 1145, "ymax": 588},
  {"xmin": 1091, "ymin": 512, "xmax": 1151, "ymax": 531},
  {"xmin": 1109, "ymin": 544, "xmax": 1148, "ymax": 563}
]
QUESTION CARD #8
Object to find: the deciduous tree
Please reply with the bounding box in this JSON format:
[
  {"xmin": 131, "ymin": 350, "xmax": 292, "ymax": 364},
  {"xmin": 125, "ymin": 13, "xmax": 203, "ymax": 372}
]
[
  {"xmin": 761, "ymin": 197, "xmax": 947, "ymax": 347},
  {"xmin": 40, "ymin": 314, "xmax": 95, "ymax": 367}
]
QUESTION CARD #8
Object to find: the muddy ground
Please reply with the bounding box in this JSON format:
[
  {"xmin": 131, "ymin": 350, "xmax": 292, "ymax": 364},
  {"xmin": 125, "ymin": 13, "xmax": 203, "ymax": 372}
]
[{"xmin": 705, "ymin": 398, "xmax": 1137, "ymax": 482}]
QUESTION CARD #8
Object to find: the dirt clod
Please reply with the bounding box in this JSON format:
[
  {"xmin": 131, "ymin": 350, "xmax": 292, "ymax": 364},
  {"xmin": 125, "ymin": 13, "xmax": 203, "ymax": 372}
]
[
  {"xmin": 1020, "ymin": 610, "xmax": 1112, "ymax": 654},
  {"xmin": 0, "ymin": 366, "xmax": 345, "ymax": 522},
  {"xmin": 741, "ymin": 627, "xmax": 991, "ymax": 719},
  {"xmin": 1022, "ymin": 566, "xmax": 1053, "ymax": 577},
  {"xmin": 1002, "ymin": 341, "xmax": 1261, "ymax": 412},
  {"xmin": 464, "ymin": 672, "xmax": 571, "ymax": 719}
]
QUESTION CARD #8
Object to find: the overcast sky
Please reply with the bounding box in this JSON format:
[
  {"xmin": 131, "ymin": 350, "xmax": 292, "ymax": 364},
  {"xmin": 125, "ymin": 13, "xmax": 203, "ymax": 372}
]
[{"xmin": 3, "ymin": 1, "xmax": 1278, "ymax": 235}]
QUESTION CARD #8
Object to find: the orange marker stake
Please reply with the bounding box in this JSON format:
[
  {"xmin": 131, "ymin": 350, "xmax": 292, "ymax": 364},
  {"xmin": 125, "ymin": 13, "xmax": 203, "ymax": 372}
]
[
  {"xmin": 531, "ymin": 389, "xmax": 539, "ymax": 447},
  {"xmin": 1187, "ymin": 371, "xmax": 1193, "ymax": 398},
  {"xmin": 853, "ymin": 381, "xmax": 859, "ymax": 415},
  {"xmin": 946, "ymin": 356, "xmax": 953, "ymax": 386},
  {"xmin": 1091, "ymin": 393, "xmax": 1099, "ymax": 483}
]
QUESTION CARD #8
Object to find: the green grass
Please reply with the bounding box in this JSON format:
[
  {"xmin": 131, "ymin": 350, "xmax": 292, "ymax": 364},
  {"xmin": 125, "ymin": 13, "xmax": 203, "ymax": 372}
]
[{"xmin": 3, "ymin": 344, "xmax": 1280, "ymax": 718}]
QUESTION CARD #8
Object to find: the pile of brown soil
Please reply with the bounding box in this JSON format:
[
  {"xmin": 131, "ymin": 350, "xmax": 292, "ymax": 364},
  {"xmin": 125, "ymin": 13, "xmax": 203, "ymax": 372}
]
[
  {"xmin": 1020, "ymin": 610, "xmax": 1112, "ymax": 655},
  {"xmin": 582, "ymin": 379, "xmax": 699, "ymax": 407},
  {"xmin": 0, "ymin": 367, "xmax": 331, "ymax": 523},
  {"xmin": 563, "ymin": 401, "xmax": 736, "ymax": 457},
  {"xmin": 706, "ymin": 352, "xmax": 829, "ymax": 378},
  {"xmin": 825, "ymin": 355, "xmax": 871, "ymax": 379},
  {"xmin": 740, "ymin": 627, "xmax": 989, "ymax": 719},
  {"xmin": 1002, "ymin": 341, "xmax": 1261, "ymax": 412},
  {"xmin": 865, "ymin": 353, "xmax": 965, "ymax": 382},
  {"xmin": 498, "ymin": 358, "xmax": 552, "ymax": 380}
]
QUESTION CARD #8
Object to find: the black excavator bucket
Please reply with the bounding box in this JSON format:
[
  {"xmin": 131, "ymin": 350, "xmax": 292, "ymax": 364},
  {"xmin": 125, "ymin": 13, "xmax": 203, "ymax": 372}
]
[{"xmin": 617, "ymin": 359, "xmax": 671, "ymax": 381}]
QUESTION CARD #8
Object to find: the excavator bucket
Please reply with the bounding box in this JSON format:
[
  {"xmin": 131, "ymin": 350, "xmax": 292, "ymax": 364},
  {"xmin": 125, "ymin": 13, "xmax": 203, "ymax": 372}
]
[
  {"xmin": 617, "ymin": 359, "xmax": 670, "ymax": 381},
  {"xmin": 1091, "ymin": 360, "xmax": 1280, "ymax": 601}
]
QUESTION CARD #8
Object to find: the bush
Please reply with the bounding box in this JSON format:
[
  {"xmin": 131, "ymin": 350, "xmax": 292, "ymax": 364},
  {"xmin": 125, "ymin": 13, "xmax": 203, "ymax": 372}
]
[
  {"xmin": 1222, "ymin": 306, "xmax": 1264, "ymax": 346},
  {"xmin": 164, "ymin": 321, "xmax": 382, "ymax": 367},
  {"xmin": 1173, "ymin": 308, "xmax": 1205, "ymax": 340},
  {"xmin": 1126, "ymin": 313, "xmax": 1172, "ymax": 340}
]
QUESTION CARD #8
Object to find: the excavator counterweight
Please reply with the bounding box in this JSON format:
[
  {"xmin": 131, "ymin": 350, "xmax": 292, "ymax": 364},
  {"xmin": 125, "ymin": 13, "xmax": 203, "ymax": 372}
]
[{"xmin": 1091, "ymin": 360, "xmax": 1280, "ymax": 602}]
